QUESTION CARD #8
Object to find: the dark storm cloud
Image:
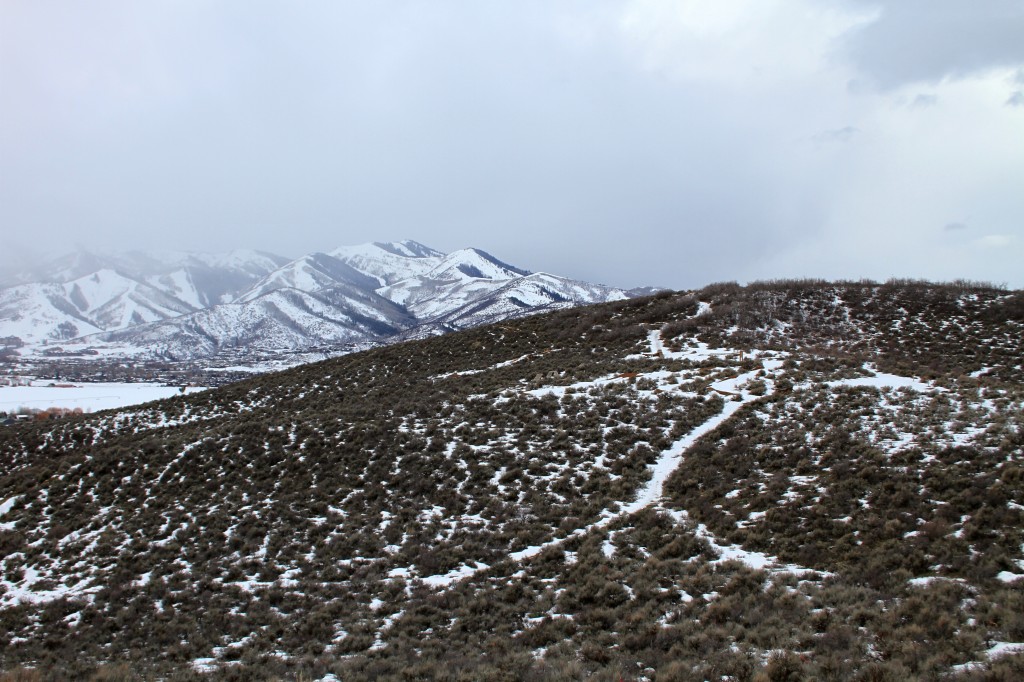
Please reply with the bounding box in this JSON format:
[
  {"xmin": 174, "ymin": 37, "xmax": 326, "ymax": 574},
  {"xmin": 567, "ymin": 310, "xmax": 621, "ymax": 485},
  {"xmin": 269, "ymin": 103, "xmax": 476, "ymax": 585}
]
[{"xmin": 841, "ymin": 0, "xmax": 1024, "ymax": 89}]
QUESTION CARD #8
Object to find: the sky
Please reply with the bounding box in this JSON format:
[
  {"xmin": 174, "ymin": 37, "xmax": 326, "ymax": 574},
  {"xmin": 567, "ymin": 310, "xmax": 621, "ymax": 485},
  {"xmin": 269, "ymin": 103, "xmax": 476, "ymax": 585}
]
[{"xmin": 1, "ymin": 0, "xmax": 1023, "ymax": 290}]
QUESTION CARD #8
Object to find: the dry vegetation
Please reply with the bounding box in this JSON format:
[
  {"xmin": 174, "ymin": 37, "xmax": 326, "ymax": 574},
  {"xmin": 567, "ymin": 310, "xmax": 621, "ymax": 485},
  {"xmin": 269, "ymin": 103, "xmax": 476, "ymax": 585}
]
[{"xmin": 0, "ymin": 280, "xmax": 1022, "ymax": 680}]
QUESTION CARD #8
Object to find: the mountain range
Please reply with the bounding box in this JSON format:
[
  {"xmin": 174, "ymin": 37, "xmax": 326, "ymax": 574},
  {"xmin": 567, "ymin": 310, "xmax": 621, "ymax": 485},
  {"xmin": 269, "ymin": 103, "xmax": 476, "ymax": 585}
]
[{"xmin": 0, "ymin": 241, "xmax": 632, "ymax": 362}]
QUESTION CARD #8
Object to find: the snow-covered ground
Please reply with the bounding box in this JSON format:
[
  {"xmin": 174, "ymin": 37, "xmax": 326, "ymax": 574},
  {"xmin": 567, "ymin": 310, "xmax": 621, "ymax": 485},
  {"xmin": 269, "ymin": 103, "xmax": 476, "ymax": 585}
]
[
  {"xmin": 0, "ymin": 381, "xmax": 206, "ymax": 414},
  {"xmin": 826, "ymin": 364, "xmax": 938, "ymax": 392}
]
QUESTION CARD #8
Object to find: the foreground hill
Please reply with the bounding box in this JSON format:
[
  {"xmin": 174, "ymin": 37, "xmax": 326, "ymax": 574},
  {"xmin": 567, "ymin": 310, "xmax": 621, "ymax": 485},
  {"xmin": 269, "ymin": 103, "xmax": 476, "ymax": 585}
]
[{"xmin": 1, "ymin": 280, "xmax": 1022, "ymax": 680}]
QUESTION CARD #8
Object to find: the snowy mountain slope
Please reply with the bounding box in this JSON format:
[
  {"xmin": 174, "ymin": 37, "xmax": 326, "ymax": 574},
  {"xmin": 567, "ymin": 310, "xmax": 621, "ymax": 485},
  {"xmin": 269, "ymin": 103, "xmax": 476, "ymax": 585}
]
[
  {"xmin": 0, "ymin": 282, "xmax": 104, "ymax": 342},
  {"xmin": 418, "ymin": 272, "xmax": 630, "ymax": 330},
  {"xmin": 0, "ymin": 250, "xmax": 120, "ymax": 288},
  {"xmin": 74, "ymin": 243, "xmax": 629, "ymax": 360},
  {"xmin": 379, "ymin": 248, "xmax": 532, "ymax": 311},
  {"xmin": 381, "ymin": 257, "xmax": 627, "ymax": 325},
  {"xmin": 329, "ymin": 240, "xmax": 445, "ymax": 286},
  {"xmin": 236, "ymin": 252, "xmax": 381, "ymax": 303},
  {"xmin": 368, "ymin": 239, "xmax": 444, "ymax": 259},
  {"xmin": 63, "ymin": 269, "xmax": 196, "ymax": 331},
  {"xmin": 95, "ymin": 286, "xmax": 409, "ymax": 360},
  {"xmin": 420, "ymin": 247, "xmax": 528, "ymax": 282},
  {"xmin": 3, "ymin": 240, "xmax": 634, "ymax": 361},
  {"xmin": 177, "ymin": 249, "xmax": 289, "ymax": 277},
  {"xmin": 147, "ymin": 268, "xmax": 206, "ymax": 310},
  {"xmin": 0, "ymin": 249, "xmax": 290, "ymax": 343},
  {"xmin": 2, "ymin": 248, "xmax": 285, "ymax": 293},
  {"xmin": 145, "ymin": 250, "xmax": 290, "ymax": 307}
]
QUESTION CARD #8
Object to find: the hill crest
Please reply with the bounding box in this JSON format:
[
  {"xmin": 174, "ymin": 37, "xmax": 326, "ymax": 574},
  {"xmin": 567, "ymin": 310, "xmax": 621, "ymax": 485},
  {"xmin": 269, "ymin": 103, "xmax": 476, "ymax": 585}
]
[{"xmin": 1, "ymin": 280, "xmax": 1022, "ymax": 679}]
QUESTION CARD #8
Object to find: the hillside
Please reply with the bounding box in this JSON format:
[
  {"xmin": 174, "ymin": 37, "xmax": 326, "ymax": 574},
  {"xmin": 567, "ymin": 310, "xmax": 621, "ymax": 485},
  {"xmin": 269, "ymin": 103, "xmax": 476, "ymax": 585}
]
[{"xmin": 1, "ymin": 280, "xmax": 1022, "ymax": 680}]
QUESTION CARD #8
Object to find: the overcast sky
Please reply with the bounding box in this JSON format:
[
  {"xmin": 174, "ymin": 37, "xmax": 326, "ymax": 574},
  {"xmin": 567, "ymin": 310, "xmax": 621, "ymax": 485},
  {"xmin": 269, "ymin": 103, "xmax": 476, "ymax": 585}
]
[{"xmin": 2, "ymin": 1, "xmax": 1022, "ymax": 289}]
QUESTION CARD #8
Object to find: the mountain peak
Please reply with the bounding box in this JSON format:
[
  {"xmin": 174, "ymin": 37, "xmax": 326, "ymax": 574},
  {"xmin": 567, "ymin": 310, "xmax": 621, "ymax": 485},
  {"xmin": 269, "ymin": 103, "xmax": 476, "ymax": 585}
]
[
  {"xmin": 428, "ymin": 248, "xmax": 530, "ymax": 281},
  {"xmin": 330, "ymin": 241, "xmax": 447, "ymax": 287},
  {"xmin": 371, "ymin": 240, "xmax": 445, "ymax": 259}
]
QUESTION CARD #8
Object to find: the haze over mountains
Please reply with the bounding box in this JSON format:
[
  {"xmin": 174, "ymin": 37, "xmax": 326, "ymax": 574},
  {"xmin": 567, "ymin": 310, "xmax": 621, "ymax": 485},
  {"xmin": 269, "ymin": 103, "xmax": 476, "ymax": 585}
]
[{"xmin": 0, "ymin": 240, "xmax": 632, "ymax": 363}]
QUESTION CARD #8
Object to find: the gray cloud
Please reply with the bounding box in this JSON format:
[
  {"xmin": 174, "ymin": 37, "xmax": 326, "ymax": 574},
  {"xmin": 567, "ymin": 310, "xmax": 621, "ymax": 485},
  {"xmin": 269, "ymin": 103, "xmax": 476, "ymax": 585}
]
[
  {"xmin": 944, "ymin": 221, "xmax": 968, "ymax": 231},
  {"xmin": 813, "ymin": 126, "xmax": 861, "ymax": 144},
  {"xmin": 840, "ymin": 0, "xmax": 1024, "ymax": 89},
  {"xmin": 911, "ymin": 93, "xmax": 938, "ymax": 108},
  {"xmin": 0, "ymin": 2, "xmax": 1021, "ymax": 290}
]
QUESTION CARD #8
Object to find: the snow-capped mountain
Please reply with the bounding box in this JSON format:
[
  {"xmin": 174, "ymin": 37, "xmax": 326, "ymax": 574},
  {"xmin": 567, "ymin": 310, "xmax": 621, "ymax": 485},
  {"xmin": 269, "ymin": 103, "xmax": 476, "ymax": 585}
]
[
  {"xmin": 421, "ymin": 247, "xmax": 527, "ymax": 283},
  {"xmin": 145, "ymin": 250, "xmax": 290, "ymax": 307},
  {"xmin": 329, "ymin": 240, "xmax": 446, "ymax": 286},
  {"xmin": 2, "ymin": 249, "xmax": 287, "ymax": 304},
  {"xmin": 385, "ymin": 249, "xmax": 573, "ymax": 321},
  {"xmin": 1, "ymin": 240, "xmax": 634, "ymax": 362},
  {"xmin": 0, "ymin": 282, "xmax": 105, "ymax": 343},
  {"xmin": 0, "ymin": 250, "xmax": 289, "ymax": 345},
  {"xmin": 0, "ymin": 268, "xmax": 200, "ymax": 344},
  {"xmin": 417, "ymin": 272, "xmax": 630, "ymax": 332},
  {"xmin": 99, "ymin": 287, "xmax": 412, "ymax": 360},
  {"xmin": 64, "ymin": 269, "xmax": 197, "ymax": 331},
  {"xmin": 235, "ymin": 252, "xmax": 382, "ymax": 303}
]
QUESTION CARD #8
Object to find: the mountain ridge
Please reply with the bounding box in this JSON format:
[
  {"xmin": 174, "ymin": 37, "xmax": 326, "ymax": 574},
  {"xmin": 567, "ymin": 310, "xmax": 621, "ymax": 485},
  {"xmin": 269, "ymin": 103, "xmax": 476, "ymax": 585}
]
[{"xmin": 0, "ymin": 241, "xmax": 633, "ymax": 364}]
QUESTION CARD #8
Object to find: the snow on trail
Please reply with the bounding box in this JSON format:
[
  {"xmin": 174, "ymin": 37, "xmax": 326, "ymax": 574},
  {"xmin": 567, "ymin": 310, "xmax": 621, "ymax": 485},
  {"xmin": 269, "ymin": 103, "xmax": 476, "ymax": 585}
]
[
  {"xmin": 417, "ymin": 562, "xmax": 489, "ymax": 588},
  {"xmin": 410, "ymin": 331, "xmax": 811, "ymax": 588},
  {"xmin": 620, "ymin": 395, "xmax": 750, "ymax": 515},
  {"xmin": 0, "ymin": 496, "xmax": 18, "ymax": 517},
  {"xmin": 827, "ymin": 366, "xmax": 937, "ymax": 393},
  {"xmin": 631, "ymin": 328, "xmax": 737, "ymax": 363},
  {"xmin": 0, "ymin": 496, "xmax": 19, "ymax": 532},
  {"xmin": 503, "ymin": 393, "xmax": 752, "ymax": 565}
]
